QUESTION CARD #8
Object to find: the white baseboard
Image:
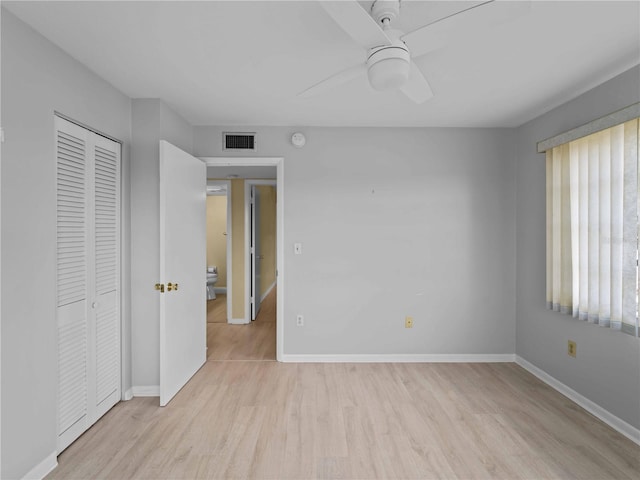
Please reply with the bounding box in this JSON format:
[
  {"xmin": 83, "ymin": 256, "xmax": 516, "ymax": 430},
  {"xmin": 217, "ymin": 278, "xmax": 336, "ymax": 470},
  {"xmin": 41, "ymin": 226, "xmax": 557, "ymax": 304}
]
[
  {"xmin": 123, "ymin": 388, "xmax": 133, "ymax": 401},
  {"xmin": 280, "ymin": 353, "xmax": 516, "ymax": 363},
  {"xmin": 260, "ymin": 281, "xmax": 276, "ymax": 300},
  {"xmin": 132, "ymin": 385, "xmax": 160, "ymax": 397},
  {"xmin": 22, "ymin": 451, "xmax": 57, "ymax": 480},
  {"xmin": 214, "ymin": 287, "xmax": 226, "ymax": 294},
  {"xmin": 228, "ymin": 317, "xmax": 249, "ymax": 325},
  {"xmin": 515, "ymin": 356, "xmax": 640, "ymax": 446}
]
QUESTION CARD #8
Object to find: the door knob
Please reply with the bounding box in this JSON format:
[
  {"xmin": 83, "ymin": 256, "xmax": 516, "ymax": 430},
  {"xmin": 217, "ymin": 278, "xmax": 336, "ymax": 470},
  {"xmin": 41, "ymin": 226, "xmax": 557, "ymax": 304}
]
[
  {"xmin": 167, "ymin": 282, "xmax": 179, "ymax": 292},
  {"xmin": 155, "ymin": 283, "xmax": 165, "ymax": 293}
]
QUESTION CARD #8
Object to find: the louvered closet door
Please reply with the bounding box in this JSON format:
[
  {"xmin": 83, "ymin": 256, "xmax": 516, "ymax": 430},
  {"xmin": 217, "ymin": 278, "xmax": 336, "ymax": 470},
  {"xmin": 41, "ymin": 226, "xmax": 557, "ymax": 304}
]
[
  {"xmin": 56, "ymin": 118, "xmax": 90, "ymax": 452},
  {"xmin": 55, "ymin": 116, "xmax": 121, "ymax": 453},
  {"xmin": 91, "ymin": 134, "xmax": 121, "ymax": 421}
]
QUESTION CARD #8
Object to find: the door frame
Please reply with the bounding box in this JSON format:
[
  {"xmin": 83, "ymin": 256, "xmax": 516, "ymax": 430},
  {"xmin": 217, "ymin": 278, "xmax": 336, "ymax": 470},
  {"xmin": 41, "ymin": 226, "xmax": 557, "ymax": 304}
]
[
  {"xmin": 206, "ymin": 179, "xmax": 232, "ymax": 322},
  {"xmin": 201, "ymin": 157, "xmax": 284, "ymax": 361},
  {"xmin": 54, "ymin": 112, "xmax": 128, "ymax": 405},
  {"xmin": 245, "ymin": 179, "xmax": 277, "ymax": 321}
]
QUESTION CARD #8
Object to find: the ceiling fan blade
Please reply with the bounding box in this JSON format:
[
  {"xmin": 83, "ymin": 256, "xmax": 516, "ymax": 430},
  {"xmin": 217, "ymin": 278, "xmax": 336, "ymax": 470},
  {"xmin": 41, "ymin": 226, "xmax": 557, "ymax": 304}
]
[
  {"xmin": 399, "ymin": 61, "xmax": 433, "ymax": 104},
  {"xmin": 319, "ymin": 0, "xmax": 392, "ymax": 49},
  {"xmin": 298, "ymin": 63, "xmax": 366, "ymax": 98},
  {"xmin": 401, "ymin": 0, "xmax": 531, "ymax": 59}
]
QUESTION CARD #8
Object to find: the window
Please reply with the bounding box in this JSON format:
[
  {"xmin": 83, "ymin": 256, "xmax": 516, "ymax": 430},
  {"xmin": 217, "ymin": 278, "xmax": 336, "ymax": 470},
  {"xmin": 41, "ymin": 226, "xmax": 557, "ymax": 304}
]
[{"xmin": 545, "ymin": 116, "xmax": 639, "ymax": 336}]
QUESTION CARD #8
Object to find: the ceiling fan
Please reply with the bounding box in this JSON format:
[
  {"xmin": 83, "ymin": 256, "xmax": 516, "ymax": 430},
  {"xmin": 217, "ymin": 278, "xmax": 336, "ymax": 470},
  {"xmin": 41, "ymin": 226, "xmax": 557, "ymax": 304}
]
[{"xmin": 299, "ymin": 0, "xmax": 529, "ymax": 104}]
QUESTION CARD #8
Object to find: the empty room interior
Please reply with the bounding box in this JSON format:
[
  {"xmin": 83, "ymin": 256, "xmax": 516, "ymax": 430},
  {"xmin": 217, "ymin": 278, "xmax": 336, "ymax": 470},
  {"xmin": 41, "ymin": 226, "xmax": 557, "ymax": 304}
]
[{"xmin": 1, "ymin": 1, "xmax": 640, "ymax": 479}]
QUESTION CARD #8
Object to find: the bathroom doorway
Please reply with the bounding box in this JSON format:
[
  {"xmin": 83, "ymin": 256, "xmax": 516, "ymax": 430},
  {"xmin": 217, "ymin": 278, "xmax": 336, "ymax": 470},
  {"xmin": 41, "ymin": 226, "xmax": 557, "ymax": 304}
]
[
  {"xmin": 203, "ymin": 160, "xmax": 283, "ymax": 361},
  {"xmin": 205, "ymin": 180, "xmax": 231, "ymax": 326}
]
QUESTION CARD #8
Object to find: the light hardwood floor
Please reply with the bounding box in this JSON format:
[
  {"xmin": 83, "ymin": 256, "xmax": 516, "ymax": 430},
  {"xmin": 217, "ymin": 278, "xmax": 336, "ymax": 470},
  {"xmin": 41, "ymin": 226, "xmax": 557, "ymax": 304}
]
[
  {"xmin": 47, "ymin": 358, "xmax": 639, "ymax": 479},
  {"xmin": 207, "ymin": 288, "xmax": 276, "ymax": 361},
  {"xmin": 207, "ymin": 294, "xmax": 228, "ymax": 323}
]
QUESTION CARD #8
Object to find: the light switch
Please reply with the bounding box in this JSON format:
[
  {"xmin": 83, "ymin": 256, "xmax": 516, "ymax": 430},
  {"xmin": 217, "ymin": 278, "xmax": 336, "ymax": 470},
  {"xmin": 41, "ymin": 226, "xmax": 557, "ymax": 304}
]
[{"xmin": 294, "ymin": 243, "xmax": 302, "ymax": 255}]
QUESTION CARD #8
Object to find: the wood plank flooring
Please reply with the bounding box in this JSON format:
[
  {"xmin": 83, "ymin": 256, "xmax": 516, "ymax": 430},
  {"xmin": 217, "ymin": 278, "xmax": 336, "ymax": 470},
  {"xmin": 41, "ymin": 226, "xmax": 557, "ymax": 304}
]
[
  {"xmin": 47, "ymin": 359, "xmax": 639, "ymax": 480},
  {"xmin": 207, "ymin": 288, "xmax": 276, "ymax": 362},
  {"xmin": 207, "ymin": 294, "xmax": 228, "ymax": 323}
]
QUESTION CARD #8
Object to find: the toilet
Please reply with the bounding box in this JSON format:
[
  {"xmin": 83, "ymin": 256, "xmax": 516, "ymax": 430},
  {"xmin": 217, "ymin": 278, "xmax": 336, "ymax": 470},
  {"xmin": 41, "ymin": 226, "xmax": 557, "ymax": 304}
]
[{"xmin": 206, "ymin": 266, "xmax": 218, "ymax": 300}]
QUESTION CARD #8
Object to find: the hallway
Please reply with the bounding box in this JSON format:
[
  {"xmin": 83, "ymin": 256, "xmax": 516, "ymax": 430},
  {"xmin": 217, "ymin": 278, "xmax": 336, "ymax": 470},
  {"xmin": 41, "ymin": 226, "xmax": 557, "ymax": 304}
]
[{"xmin": 206, "ymin": 288, "xmax": 276, "ymax": 362}]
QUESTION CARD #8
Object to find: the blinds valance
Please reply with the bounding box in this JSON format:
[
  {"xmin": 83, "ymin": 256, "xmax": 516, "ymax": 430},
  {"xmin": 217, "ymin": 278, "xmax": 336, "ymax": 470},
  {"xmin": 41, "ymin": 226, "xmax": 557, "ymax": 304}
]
[{"xmin": 538, "ymin": 103, "xmax": 639, "ymax": 153}]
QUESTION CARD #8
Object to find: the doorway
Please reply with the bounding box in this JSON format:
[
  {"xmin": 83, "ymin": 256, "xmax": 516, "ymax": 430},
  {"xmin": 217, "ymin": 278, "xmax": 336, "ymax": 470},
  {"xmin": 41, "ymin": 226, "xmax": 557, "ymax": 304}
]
[
  {"xmin": 202, "ymin": 158, "xmax": 284, "ymax": 361},
  {"xmin": 205, "ymin": 180, "xmax": 231, "ymax": 326}
]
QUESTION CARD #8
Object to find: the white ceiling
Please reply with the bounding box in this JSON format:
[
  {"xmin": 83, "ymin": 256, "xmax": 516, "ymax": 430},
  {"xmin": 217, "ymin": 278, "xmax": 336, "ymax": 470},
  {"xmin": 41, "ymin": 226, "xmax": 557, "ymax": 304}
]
[{"xmin": 5, "ymin": 1, "xmax": 639, "ymax": 127}]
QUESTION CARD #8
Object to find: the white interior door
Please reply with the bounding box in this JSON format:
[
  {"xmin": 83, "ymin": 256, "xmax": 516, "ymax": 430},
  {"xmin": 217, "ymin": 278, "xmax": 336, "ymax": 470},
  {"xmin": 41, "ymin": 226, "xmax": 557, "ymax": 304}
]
[
  {"xmin": 159, "ymin": 140, "xmax": 206, "ymax": 407},
  {"xmin": 251, "ymin": 185, "xmax": 262, "ymax": 320}
]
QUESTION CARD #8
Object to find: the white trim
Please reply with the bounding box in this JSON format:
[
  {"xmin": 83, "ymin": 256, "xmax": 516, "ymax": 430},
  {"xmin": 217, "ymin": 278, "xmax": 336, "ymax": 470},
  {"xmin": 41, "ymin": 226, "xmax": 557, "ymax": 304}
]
[
  {"xmin": 515, "ymin": 356, "xmax": 640, "ymax": 446},
  {"xmin": 261, "ymin": 280, "xmax": 276, "ymax": 300},
  {"xmin": 244, "ymin": 182, "xmax": 250, "ymax": 321},
  {"xmin": 229, "ymin": 317, "xmax": 251, "ymax": 325},
  {"xmin": 201, "ymin": 157, "xmax": 284, "ymax": 361},
  {"xmin": 53, "ymin": 111, "xmax": 123, "ymax": 145},
  {"xmin": 276, "ymin": 161, "xmax": 284, "ymax": 361},
  {"xmin": 537, "ymin": 102, "xmax": 639, "ymax": 152},
  {"xmin": 281, "ymin": 354, "xmax": 516, "ymax": 363},
  {"xmin": 119, "ymin": 136, "xmax": 130, "ymax": 407},
  {"xmin": 132, "ymin": 385, "xmax": 160, "ymax": 397},
  {"xmin": 203, "ymin": 157, "xmax": 281, "ymax": 167},
  {"xmin": 226, "ymin": 181, "xmax": 232, "ymax": 323},
  {"xmin": 21, "ymin": 452, "xmax": 57, "ymax": 480},
  {"xmin": 123, "ymin": 388, "xmax": 133, "ymax": 401}
]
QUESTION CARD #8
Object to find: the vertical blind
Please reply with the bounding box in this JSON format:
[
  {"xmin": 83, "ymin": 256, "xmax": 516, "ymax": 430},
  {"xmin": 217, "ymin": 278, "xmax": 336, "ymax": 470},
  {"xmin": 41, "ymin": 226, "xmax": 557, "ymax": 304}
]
[{"xmin": 546, "ymin": 118, "xmax": 639, "ymax": 336}]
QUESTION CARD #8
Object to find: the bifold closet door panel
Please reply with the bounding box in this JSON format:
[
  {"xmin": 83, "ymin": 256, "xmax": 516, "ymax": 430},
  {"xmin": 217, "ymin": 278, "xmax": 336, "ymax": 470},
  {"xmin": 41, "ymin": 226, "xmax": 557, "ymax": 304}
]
[
  {"xmin": 93, "ymin": 135, "xmax": 121, "ymax": 417},
  {"xmin": 55, "ymin": 118, "xmax": 90, "ymax": 452}
]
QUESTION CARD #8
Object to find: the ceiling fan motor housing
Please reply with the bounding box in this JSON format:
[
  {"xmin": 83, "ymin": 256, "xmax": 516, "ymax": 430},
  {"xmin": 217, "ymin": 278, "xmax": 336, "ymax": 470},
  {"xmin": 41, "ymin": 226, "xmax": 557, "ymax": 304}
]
[
  {"xmin": 366, "ymin": 36, "xmax": 410, "ymax": 91},
  {"xmin": 371, "ymin": 0, "xmax": 401, "ymax": 25}
]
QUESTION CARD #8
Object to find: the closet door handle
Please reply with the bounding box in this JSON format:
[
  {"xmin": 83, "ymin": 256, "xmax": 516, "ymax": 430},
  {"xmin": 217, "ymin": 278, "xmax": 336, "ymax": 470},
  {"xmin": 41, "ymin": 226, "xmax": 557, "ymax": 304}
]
[{"xmin": 91, "ymin": 302, "xmax": 98, "ymax": 309}]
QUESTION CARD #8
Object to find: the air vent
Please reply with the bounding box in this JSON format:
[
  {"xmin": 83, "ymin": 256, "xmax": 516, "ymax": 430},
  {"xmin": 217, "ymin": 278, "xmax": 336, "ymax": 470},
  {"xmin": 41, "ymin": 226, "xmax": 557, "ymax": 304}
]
[{"xmin": 223, "ymin": 132, "xmax": 256, "ymax": 151}]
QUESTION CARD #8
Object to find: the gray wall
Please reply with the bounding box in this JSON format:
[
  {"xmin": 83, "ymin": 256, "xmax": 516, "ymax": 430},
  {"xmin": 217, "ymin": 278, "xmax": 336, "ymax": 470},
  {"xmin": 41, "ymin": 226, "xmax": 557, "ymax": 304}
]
[
  {"xmin": 131, "ymin": 99, "xmax": 193, "ymax": 389},
  {"xmin": 515, "ymin": 65, "xmax": 640, "ymax": 429},
  {"xmin": 195, "ymin": 126, "xmax": 517, "ymax": 356},
  {"xmin": 3, "ymin": 4, "xmax": 637, "ymax": 478},
  {"xmin": 1, "ymin": 10, "xmax": 132, "ymax": 479}
]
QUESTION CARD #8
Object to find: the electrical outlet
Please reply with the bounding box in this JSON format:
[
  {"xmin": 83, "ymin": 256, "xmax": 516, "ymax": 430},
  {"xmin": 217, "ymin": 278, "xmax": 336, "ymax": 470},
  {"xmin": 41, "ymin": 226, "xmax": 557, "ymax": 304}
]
[
  {"xmin": 296, "ymin": 315, "xmax": 304, "ymax": 326},
  {"xmin": 568, "ymin": 340, "xmax": 576, "ymax": 357},
  {"xmin": 405, "ymin": 316, "xmax": 413, "ymax": 328}
]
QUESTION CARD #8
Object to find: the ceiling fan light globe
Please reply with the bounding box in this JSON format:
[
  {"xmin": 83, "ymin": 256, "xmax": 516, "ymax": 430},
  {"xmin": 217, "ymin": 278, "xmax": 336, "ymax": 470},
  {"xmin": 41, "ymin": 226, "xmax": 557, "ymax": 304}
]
[{"xmin": 368, "ymin": 57, "xmax": 410, "ymax": 91}]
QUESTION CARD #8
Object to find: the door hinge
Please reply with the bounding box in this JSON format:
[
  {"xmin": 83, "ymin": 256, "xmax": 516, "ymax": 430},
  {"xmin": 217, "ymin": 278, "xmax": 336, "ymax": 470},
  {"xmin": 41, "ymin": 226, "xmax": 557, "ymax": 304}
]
[{"xmin": 250, "ymin": 246, "xmax": 254, "ymax": 254}]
